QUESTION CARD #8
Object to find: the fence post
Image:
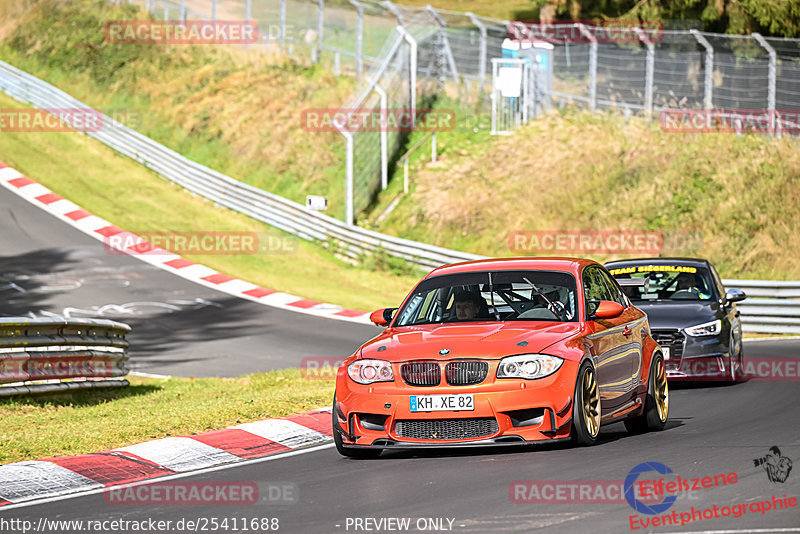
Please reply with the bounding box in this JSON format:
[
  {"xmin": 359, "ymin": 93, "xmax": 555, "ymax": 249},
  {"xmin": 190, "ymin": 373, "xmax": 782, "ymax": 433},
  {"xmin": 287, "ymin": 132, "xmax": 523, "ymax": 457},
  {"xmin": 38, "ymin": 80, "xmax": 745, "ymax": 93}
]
[
  {"xmin": 349, "ymin": 0, "xmax": 364, "ymax": 82},
  {"xmin": 426, "ymin": 5, "xmax": 459, "ymax": 85},
  {"xmin": 179, "ymin": 0, "xmax": 186, "ymax": 22},
  {"xmin": 374, "ymin": 83, "xmax": 389, "ymax": 190},
  {"xmin": 690, "ymin": 29, "xmax": 714, "ymax": 110},
  {"xmin": 466, "ymin": 13, "xmax": 487, "ymax": 95},
  {"xmin": 634, "ymin": 27, "xmax": 655, "ymax": 116},
  {"xmin": 397, "ymin": 26, "xmax": 417, "ymax": 115},
  {"xmin": 753, "ymin": 33, "xmax": 777, "ymax": 135},
  {"xmin": 383, "ymin": 1, "xmax": 404, "ymax": 26},
  {"xmin": 316, "ymin": 0, "xmax": 325, "ymax": 64},
  {"xmin": 280, "ymin": 0, "xmax": 287, "ymax": 48},
  {"xmin": 577, "ymin": 24, "xmax": 597, "ymax": 112},
  {"xmin": 336, "ymin": 122, "xmax": 355, "ymax": 225}
]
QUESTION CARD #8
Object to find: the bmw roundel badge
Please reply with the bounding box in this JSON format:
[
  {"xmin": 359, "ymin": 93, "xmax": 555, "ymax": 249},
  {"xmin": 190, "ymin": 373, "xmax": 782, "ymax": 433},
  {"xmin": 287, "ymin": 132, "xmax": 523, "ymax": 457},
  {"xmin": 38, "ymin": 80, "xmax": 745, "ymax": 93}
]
[{"xmin": 439, "ymin": 348, "xmax": 450, "ymax": 355}]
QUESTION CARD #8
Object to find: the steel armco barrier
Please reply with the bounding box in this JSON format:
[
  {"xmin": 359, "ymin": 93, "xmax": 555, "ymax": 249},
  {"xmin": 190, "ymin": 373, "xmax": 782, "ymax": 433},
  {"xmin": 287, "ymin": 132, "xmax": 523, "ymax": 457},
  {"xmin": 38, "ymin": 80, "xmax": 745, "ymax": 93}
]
[
  {"xmin": 0, "ymin": 318, "xmax": 131, "ymax": 396},
  {"xmin": 0, "ymin": 62, "xmax": 798, "ymax": 334}
]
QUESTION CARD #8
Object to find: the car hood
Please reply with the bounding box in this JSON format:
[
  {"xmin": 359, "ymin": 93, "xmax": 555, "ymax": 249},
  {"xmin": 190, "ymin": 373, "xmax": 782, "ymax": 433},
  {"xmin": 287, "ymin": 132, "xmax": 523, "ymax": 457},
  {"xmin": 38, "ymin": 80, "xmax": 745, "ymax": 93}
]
[
  {"xmin": 360, "ymin": 321, "xmax": 582, "ymax": 362},
  {"xmin": 632, "ymin": 301, "xmax": 719, "ymax": 330}
]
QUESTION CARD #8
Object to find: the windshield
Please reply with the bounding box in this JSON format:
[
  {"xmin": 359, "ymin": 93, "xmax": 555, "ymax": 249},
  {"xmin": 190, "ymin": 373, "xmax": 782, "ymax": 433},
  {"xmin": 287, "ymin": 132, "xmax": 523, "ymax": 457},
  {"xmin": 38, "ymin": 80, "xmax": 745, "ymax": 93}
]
[
  {"xmin": 608, "ymin": 264, "xmax": 714, "ymax": 301},
  {"xmin": 394, "ymin": 270, "xmax": 578, "ymax": 326}
]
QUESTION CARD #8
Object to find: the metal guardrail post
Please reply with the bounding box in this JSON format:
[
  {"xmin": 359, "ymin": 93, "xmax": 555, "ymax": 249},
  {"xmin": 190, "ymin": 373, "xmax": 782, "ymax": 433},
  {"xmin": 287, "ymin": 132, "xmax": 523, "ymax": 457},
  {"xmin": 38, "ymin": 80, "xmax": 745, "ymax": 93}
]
[
  {"xmin": 577, "ymin": 24, "xmax": 597, "ymax": 112},
  {"xmin": 753, "ymin": 33, "xmax": 777, "ymax": 135},
  {"xmin": 374, "ymin": 83, "xmax": 389, "ymax": 190},
  {"xmin": 466, "ymin": 13, "xmax": 487, "ymax": 91},
  {"xmin": 280, "ymin": 0, "xmax": 287, "ymax": 48},
  {"xmin": 316, "ymin": 0, "xmax": 325, "ymax": 64},
  {"xmin": 146, "ymin": 0, "xmax": 153, "ymax": 11},
  {"xmin": 179, "ymin": 0, "xmax": 186, "ymax": 22},
  {"xmin": 690, "ymin": 29, "xmax": 714, "ymax": 110},
  {"xmin": 349, "ymin": 0, "xmax": 365, "ymax": 82},
  {"xmin": 210, "ymin": 0, "xmax": 216, "ymax": 22},
  {"xmin": 396, "ymin": 26, "xmax": 417, "ymax": 116},
  {"xmin": 634, "ymin": 27, "xmax": 655, "ymax": 115}
]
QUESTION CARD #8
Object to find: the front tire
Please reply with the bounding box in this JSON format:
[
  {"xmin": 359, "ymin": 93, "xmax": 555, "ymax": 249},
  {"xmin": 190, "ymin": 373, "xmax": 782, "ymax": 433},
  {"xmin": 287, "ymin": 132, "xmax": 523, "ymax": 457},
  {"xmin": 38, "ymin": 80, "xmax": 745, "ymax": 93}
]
[
  {"xmin": 727, "ymin": 329, "xmax": 743, "ymax": 383},
  {"xmin": 625, "ymin": 353, "xmax": 669, "ymax": 434},
  {"xmin": 332, "ymin": 394, "xmax": 382, "ymax": 459},
  {"xmin": 571, "ymin": 360, "xmax": 600, "ymax": 446}
]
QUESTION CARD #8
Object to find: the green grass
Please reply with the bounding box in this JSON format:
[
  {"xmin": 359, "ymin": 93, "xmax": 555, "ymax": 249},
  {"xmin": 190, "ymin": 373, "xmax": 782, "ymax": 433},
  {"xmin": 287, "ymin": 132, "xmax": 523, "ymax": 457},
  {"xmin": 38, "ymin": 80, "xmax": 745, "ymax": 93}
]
[
  {"xmin": 0, "ymin": 91, "xmax": 419, "ymax": 311},
  {"xmin": 0, "ymin": 371, "xmax": 334, "ymax": 464}
]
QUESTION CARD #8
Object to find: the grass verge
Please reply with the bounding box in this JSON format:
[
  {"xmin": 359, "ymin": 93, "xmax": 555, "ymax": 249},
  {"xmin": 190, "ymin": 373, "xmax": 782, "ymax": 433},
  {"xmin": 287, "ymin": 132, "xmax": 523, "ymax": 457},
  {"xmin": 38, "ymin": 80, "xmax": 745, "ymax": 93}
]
[
  {"xmin": 0, "ymin": 371, "xmax": 334, "ymax": 464},
  {"xmin": 374, "ymin": 107, "xmax": 800, "ymax": 281}
]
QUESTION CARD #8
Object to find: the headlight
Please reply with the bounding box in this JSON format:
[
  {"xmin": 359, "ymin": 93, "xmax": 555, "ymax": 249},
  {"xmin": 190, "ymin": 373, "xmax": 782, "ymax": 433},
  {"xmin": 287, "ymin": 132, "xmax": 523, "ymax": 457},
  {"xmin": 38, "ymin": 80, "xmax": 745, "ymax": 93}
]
[
  {"xmin": 347, "ymin": 359, "xmax": 394, "ymax": 384},
  {"xmin": 684, "ymin": 319, "xmax": 721, "ymax": 337},
  {"xmin": 497, "ymin": 354, "xmax": 563, "ymax": 380}
]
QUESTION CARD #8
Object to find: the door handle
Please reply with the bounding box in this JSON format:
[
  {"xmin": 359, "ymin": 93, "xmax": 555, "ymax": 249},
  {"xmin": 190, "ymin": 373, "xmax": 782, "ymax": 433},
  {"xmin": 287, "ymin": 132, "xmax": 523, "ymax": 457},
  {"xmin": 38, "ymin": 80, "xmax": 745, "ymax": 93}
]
[{"xmin": 623, "ymin": 326, "xmax": 632, "ymax": 338}]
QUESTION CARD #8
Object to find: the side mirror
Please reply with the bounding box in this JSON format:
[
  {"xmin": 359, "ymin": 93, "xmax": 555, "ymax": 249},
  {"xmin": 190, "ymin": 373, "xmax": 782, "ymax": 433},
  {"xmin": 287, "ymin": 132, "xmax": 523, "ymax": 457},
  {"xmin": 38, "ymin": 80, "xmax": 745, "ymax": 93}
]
[
  {"xmin": 724, "ymin": 288, "xmax": 747, "ymax": 304},
  {"xmin": 592, "ymin": 300, "xmax": 625, "ymax": 319},
  {"xmin": 369, "ymin": 307, "xmax": 396, "ymax": 327}
]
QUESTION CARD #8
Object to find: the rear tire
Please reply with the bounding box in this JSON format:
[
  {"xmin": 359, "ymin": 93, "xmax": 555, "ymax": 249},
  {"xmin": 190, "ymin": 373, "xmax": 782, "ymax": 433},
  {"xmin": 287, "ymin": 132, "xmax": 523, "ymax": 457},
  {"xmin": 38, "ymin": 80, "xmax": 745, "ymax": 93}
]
[
  {"xmin": 625, "ymin": 353, "xmax": 669, "ymax": 434},
  {"xmin": 571, "ymin": 360, "xmax": 600, "ymax": 446},
  {"xmin": 332, "ymin": 394, "xmax": 382, "ymax": 459}
]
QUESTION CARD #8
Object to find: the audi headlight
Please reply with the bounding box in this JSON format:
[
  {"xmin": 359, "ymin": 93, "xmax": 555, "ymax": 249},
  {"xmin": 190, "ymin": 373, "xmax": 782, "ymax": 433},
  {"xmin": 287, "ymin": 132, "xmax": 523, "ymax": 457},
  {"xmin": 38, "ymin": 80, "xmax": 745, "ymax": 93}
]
[
  {"xmin": 347, "ymin": 359, "xmax": 394, "ymax": 384},
  {"xmin": 497, "ymin": 354, "xmax": 563, "ymax": 380},
  {"xmin": 684, "ymin": 319, "xmax": 721, "ymax": 337}
]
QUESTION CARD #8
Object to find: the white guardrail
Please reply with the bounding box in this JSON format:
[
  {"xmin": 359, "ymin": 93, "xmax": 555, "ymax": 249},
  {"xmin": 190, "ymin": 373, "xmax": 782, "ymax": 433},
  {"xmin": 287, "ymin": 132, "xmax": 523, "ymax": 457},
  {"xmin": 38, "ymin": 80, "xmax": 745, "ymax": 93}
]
[{"xmin": 0, "ymin": 61, "xmax": 798, "ymax": 334}]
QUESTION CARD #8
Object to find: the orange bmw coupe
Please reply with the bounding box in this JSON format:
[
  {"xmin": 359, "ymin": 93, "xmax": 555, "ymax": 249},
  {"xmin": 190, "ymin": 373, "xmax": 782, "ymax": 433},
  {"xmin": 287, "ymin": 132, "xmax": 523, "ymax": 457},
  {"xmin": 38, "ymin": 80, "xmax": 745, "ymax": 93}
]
[{"xmin": 333, "ymin": 257, "xmax": 669, "ymax": 458}]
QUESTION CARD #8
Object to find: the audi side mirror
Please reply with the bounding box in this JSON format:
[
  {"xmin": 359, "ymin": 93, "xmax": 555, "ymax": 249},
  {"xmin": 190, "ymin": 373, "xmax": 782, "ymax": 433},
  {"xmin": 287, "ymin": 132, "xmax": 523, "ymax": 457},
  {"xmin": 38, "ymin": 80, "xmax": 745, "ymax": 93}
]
[{"xmin": 724, "ymin": 288, "xmax": 747, "ymax": 304}]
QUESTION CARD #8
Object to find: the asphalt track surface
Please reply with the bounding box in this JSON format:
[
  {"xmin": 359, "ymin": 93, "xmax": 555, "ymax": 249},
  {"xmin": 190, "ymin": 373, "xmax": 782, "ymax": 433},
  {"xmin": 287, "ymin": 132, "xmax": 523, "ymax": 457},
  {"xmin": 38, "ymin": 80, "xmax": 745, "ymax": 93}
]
[
  {"xmin": 0, "ymin": 185, "xmax": 378, "ymax": 377},
  {"xmin": 2, "ymin": 346, "xmax": 799, "ymax": 532}
]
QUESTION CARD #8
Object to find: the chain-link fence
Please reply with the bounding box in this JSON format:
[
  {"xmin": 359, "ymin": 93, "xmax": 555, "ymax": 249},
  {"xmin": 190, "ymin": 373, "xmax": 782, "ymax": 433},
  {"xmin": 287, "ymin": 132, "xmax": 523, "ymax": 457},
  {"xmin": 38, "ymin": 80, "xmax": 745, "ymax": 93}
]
[{"xmin": 115, "ymin": 0, "xmax": 800, "ymax": 224}]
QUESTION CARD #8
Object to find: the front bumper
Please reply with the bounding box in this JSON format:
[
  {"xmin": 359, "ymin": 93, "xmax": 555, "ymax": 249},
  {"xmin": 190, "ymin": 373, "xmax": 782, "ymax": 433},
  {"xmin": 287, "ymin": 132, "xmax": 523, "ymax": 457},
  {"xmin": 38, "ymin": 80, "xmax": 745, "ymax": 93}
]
[
  {"xmin": 334, "ymin": 360, "xmax": 579, "ymax": 449},
  {"xmin": 660, "ymin": 331, "xmax": 731, "ymax": 380}
]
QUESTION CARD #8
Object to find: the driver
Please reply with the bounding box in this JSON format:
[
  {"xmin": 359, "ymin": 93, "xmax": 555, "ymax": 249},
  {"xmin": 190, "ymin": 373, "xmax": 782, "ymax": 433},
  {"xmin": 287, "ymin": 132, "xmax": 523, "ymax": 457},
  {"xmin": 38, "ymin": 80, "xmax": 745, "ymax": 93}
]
[
  {"xmin": 673, "ymin": 273, "xmax": 709, "ymax": 298},
  {"xmin": 453, "ymin": 290, "xmax": 485, "ymax": 320}
]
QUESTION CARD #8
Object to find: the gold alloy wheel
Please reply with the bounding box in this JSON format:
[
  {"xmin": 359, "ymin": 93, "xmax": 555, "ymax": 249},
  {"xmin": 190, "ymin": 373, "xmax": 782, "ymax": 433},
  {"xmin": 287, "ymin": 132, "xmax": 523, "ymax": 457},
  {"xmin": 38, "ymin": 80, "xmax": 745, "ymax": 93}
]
[
  {"xmin": 582, "ymin": 367, "xmax": 600, "ymax": 437},
  {"xmin": 654, "ymin": 357, "xmax": 669, "ymax": 422}
]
